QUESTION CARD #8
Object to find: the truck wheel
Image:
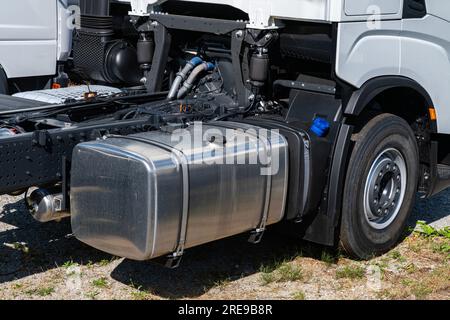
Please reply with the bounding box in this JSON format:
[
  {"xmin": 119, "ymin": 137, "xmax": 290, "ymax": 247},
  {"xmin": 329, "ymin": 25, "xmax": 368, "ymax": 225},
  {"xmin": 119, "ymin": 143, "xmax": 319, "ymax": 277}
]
[
  {"xmin": 0, "ymin": 67, "xmax": 8, "ymax": 95},
  {"xmin": 340, "ymin": 114, "xmax": 419, "ymax": 259}
]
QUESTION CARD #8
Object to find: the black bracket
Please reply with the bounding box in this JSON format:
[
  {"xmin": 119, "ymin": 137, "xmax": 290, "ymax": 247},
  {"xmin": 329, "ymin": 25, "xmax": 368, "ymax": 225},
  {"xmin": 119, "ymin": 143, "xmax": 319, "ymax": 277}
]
[
  {"xmin": 147, "ymin": 13, "xmax": 246, "ymax": 35},
  {"xmin": 139, "ymin": 22, "xmax": 172, "ymax": 93},
  {"xmin": 231, "ymin": 30, "xmax": 251, "ymax": 107},
  {"xmin": 165, "ymin": 253, "xmax": 183, "ymax": 269},
  {"xmin": 248, "ymin": 228, "xmax": 266, "ymax": 244}
]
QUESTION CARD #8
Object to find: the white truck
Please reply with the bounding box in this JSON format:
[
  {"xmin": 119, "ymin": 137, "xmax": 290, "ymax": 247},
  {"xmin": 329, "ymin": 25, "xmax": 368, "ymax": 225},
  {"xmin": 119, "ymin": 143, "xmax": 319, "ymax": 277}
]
[{"xmin": 0, "ymin": 0, "xmax": 449, "ymax": 267}]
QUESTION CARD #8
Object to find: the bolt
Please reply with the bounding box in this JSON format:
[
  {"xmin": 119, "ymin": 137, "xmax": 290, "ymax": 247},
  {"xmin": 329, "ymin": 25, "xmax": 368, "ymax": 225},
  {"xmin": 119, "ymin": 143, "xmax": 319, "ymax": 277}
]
[
  {"xmin": 374, "ymin": 185, "xmax": 379, "ymax": 191},
  {"xmin": 236, "ymin": 30, "xmax": 243, "ymax": 38}
]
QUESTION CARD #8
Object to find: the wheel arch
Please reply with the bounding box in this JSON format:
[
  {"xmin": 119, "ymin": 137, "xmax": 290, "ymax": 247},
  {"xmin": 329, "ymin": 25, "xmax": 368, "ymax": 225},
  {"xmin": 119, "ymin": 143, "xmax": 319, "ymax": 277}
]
[
  {"xmin": 326, "ymin": 76, "xmax": 437, "ymax": 246},
  {"xmin": 343, "ymin": 75, "xmax": 437, "ymax": 133}
]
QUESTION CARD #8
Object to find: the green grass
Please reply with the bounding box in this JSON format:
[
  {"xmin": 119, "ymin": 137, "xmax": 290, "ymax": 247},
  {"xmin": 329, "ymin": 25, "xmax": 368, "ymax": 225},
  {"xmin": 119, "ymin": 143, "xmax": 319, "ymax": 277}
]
[
  {"xmin": 320, "ymin": 251, "xmax": 337, "ymax": 266},
  {"xmin": 12, "ymin": 283, "xmax": 24, "ymax": 290},
  {"xmin": 277, "ymin": 263, "xmax": 304, "ymax": 282},
  {"xmin": 410, "ymin": 283, "xmax": 433, "ymax": 299},
  {"xmin": 292, "ymin": 291, "xmax": 306, "ymax": 300},
  {"xmin": 259, "ymin": 262, "xmax": 303, "ymax": 285},
  {"xmin": 26, "ymin": 287, "xmax": 55, "ymax": 297},
  {"xmin": 389, "ymin": 250, "xmax": 406, "ymax": 262},
  {"xmin": 62, "ymin": 260, "xmax": 78, "ymax": 269},
  {"xmin": 260, "ymin": 272, "xmax": 276, "ymax": 285},
  {"xmin": 335, "ymin": 265, "xmax": 366, "ymax": 280},
  {"xmin": 432, "ymin": 242, "xmax": 450, "ymax": 255},
  {"xmin": 86, "ymin": 291, "xmax": 100, "ymax": 300},
  {"xmin": 130, "ymin": 289, "xmax": 152, "ymax": 300},
  {"xmin": 98, "ymin": 259, "xmax": 113, "ymax": 267},
  {"xmin": 415, "ymin": 222, "xmax": 450, "ymax": 239},
  {"xmin": 129, "ymin": 280, "xmax": 153, "ymax": 300},
  {"xmin": 92, "ymin": 277, "xmax": 109, "ymax": 288}
]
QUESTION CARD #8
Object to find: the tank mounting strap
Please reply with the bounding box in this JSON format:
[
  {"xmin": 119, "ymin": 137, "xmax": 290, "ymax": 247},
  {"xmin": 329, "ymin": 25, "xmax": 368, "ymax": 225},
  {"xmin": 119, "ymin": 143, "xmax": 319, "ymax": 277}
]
[{"xmin": 213, "ymin": 122, "xmax": 273, "ymax": 244}]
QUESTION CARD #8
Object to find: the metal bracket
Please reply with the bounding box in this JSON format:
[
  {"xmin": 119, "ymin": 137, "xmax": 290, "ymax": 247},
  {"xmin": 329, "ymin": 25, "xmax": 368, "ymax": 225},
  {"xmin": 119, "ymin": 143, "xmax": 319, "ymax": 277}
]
[
  {"xmin": 231, "ymin": 30, "xmax": 251, "ymax": 107},
  {"xmin": 139, "ymin": 22, "xmax": 172, "ymax": 93},
  {"xmin": 248, "ymin": 228, "xmax": 266, "ymax": 244},
  {"xmin": 32, "ymin": 130, "xmax": 52, "ymax": 148},
  {"xmin": 147, "ymin": 13, "xmax": 246, "ymax": 35},
  {"xmin": 165, "ymin": 245, "xmax": 185, "ymax": 269}
]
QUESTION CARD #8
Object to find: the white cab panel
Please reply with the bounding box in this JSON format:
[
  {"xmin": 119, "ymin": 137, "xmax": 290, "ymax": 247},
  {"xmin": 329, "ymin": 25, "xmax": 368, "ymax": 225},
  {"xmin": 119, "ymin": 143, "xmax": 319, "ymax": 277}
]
[
  {"xmin": 0, "ymin": 0, "xmax": 57, "ymax": 78},
  {"xmin": 400, "ymin": 14, "xmax": 450, "ymax": 133},
  {"xmin": 335, "ymin": 20, "xmax": 402, "ymax": 87},
  {"xmin": 426, "ymin": 0, "xmax": 450, "ymax": 22},
  {"xmin": 336, "ymin": 13, "xmax": 450, "ymax": 134},
  {"xmin": 344, "ymin": 0, "xmax": 402, "ymax": 16}
]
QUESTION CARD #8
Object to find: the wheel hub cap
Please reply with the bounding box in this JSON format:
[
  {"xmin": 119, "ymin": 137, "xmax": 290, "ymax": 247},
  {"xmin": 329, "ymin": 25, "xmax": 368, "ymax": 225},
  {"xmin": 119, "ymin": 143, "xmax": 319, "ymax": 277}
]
[{"xmin": 364, "ymin": 148, "xmax": 407, "ymax": 230}]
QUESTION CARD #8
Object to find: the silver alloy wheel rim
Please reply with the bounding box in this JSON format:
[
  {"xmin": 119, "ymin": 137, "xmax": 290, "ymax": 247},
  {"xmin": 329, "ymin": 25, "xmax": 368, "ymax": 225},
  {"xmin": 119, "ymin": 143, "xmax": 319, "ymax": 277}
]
[{"xmin": 363, "ymin": 148, "xmax": 407, "ymax": 230}]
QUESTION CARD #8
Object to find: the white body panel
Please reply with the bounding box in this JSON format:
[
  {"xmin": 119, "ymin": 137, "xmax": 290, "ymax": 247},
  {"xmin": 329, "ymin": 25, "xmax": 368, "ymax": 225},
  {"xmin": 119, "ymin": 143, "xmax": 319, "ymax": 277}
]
[
  {"xmin": 335, "ymin": 1, "xmax": 450, "ymax": 134},
  {"xmin": 126, "ymin": 0, "xmax": 404, "ymax": 27},
  {"xmin": 0, "ymin": 0, "xmax": 57, "ymax": 78},
  {"xmin": 0, "ymin": 0, "xmax": 75, "ymax": 79}
]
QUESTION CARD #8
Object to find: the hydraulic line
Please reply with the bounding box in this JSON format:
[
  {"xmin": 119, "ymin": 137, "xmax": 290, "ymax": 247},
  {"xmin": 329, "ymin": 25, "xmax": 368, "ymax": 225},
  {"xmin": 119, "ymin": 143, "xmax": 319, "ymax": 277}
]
[
  {"xmin": 177, "ymin": 62, "xmax": 215, "ymax": 99},
  {"xmin": 167, "ymin": 57, "xmax": 203, "ymax": 100}
]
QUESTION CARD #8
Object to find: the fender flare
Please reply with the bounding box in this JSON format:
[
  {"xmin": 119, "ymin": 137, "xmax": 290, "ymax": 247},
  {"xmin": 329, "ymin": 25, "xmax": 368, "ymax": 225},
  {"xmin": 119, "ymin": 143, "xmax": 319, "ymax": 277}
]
[{"xmin": 344, "ymin": 76, "xmax": 436, "ymax": 132}]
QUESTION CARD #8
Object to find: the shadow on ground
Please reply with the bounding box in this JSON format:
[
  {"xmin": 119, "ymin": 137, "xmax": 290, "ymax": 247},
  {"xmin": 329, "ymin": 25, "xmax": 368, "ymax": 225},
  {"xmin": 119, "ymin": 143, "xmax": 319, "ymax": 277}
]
[
  {"xmin": 0, "ymin": 199, "xmax": 111, "ymax": 282},
  {"xmin": 1, "ymin": 189, "xmax": 449, "ymax": 299}
]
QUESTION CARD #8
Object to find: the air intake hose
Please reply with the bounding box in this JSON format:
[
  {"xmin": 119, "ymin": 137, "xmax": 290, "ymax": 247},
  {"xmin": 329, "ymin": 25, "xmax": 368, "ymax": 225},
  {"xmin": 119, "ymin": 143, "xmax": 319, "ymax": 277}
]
[
  {"xmin": 177, "ymin": 62, "xmax": 215, "ymax": 99},
  {"xmin": 167, "ymin": 57, "xmax": 203, "ymax": 100}
]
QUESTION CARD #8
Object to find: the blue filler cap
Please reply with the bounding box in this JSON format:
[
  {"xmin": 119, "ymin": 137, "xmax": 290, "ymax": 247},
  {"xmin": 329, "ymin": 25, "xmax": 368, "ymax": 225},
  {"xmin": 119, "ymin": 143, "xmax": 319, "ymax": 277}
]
[{"xmin": 311, "ymin": 118, "xmax": 330, "ymax": 137}]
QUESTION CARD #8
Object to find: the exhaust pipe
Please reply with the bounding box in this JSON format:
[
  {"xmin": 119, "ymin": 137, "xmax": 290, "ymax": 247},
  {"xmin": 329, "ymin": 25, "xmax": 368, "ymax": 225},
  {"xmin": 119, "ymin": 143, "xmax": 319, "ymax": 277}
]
[{"xmin": 26, "ymin": 189, "xmax": 70, "ymax": 223}]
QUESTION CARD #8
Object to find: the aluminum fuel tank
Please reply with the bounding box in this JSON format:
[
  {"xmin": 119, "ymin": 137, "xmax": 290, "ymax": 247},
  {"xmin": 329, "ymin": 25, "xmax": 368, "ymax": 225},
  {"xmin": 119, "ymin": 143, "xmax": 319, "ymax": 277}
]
[{"xmin": 70, "ymin": 122, "xmax": 289, "ymax": 261}]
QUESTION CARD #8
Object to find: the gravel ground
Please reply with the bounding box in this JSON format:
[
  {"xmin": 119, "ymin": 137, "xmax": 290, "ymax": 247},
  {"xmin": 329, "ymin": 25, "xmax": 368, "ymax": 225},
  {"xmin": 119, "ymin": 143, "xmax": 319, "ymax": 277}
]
[{"xmin": 0, "ymin": 191, "xmax": 449, "ymax": 300}]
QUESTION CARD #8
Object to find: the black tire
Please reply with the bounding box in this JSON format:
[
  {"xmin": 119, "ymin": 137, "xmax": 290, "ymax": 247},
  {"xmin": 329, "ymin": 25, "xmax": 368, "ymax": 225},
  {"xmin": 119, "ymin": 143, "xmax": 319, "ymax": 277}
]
[
  {"xmin": 340, "ymin": 114, "xmax": 419, "ymax": 259},
  {"xmin": 0, "ymin": 67, "xmax": 8, "ymax": 95}
]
